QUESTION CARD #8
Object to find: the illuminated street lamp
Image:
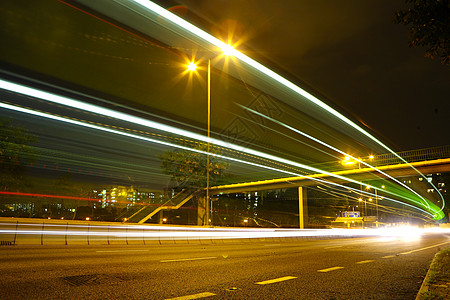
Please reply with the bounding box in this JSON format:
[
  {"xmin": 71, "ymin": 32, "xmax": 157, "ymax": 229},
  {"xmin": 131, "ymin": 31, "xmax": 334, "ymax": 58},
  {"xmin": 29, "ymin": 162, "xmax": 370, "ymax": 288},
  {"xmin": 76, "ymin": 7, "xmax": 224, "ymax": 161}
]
[
  {"xmin": 187, "ymin": 61, "xmax": 197, "ymax": 71},
  {"xmin": 221, "ymin": 44, "xmax": 237, "ymax": 56},
  {"xmin": 363, "ymin": 184, "xmax": 385, "ymax": 226},
  {"xmin": 187, "ymin": 46, "xmax": 235, "ymax": 226},
  {"xmin": 187, "ymin": 59, "xmax": 211, "ymax": 225},
  {"xmin": 341, "ymin": 156, "xmax": 357, "ymax": 166},
  {"xmin": 341, "ymin": 154, "xmax": 376, "ymax": 217}
]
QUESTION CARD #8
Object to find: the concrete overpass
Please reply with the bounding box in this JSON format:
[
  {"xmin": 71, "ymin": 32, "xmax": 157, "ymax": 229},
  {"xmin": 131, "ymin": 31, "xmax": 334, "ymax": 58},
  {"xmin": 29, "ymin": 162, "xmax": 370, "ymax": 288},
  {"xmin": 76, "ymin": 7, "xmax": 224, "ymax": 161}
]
[
  {"xmin": 209, "ymin": 158, "xmax": 450, "ymax": 194},
  {"xmin": 197, "ymin": 158, "xmax": 450, "ymax": 227}
]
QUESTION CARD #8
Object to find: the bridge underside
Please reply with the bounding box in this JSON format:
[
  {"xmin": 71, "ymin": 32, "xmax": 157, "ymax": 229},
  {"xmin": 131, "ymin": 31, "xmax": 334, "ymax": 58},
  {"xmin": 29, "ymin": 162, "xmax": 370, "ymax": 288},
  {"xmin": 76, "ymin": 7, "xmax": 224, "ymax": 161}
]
[{"xmin": 209, "ymin": 158, "xmax": 450, "ymax": 194}]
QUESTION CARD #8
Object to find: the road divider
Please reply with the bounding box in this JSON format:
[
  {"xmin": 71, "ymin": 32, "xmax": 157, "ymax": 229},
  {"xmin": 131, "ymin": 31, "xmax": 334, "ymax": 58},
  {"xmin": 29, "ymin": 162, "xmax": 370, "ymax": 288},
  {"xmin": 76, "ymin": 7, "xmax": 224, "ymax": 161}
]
[{"xmin": 0, "ymin": 217, "xmax": 383, "ymax": 246}]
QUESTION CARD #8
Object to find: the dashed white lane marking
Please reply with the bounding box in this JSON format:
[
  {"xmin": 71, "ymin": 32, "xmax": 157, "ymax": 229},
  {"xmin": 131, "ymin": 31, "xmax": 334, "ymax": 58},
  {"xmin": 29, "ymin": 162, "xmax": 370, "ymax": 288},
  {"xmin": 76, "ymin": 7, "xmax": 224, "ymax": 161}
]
[
  {"xmin": 400, "ymin": 240, "xmax": 450, "ymax": 255},
  {"xmin": 256, "ymin": 276, "xmax": 297, "ymax": 285},
  {"xmin": 165, "ymin": 292, "xmax": 216, "ymax": 300},
  {"xmin": 324, "ymin": 246, "xmax": 343, "ymax": 249},
  {"xmin": 356, "ymin": 260, "xmax": 375, "ymax": 264},
  {"xmin": 382, "ymin": 255, "xmax": 396, "ymax": 259},
  {"xmin": 160, "ymin": 256, "xmax": 217, "ymax": 263},
  {"xmin": 317, "ymin": 266, "xmax": 344, "ymax": 272},
  {"xmin": 95, "ymin": 249, "xmax": 150, "ymax": 253}
]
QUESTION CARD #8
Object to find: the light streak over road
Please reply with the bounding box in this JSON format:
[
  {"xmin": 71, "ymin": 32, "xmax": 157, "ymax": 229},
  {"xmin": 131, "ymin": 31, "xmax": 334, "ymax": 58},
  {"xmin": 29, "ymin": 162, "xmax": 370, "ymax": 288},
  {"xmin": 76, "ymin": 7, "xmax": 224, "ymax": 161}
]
[
  {"xmin": 0, "ymin": 0, "xmax": 445, "ymax": 221},
  {"xmin": 127, "ymin": 0, "xmax": 442, "ymax": 196},
  {"xmin": 1, "ymin": 220, "xmax": 448, "ymax": 245},
  {"xmin": 0, "ymin": 82, "xmax": 443, "ymax": 220}
]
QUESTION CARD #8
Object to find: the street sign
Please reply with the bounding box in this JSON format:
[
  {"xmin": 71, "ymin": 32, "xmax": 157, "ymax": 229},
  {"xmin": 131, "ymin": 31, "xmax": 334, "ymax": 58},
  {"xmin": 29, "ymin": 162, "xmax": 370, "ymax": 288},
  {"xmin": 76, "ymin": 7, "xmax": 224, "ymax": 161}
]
[{"xmin": 342, "ymin": 211, "xmax": 360, "ymax": 218}]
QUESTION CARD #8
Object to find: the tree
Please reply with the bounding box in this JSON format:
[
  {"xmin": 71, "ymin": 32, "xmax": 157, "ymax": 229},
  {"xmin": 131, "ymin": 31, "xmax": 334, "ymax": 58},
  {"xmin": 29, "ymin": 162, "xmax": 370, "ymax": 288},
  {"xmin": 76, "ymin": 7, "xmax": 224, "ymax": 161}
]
[
  {"xmin": 395, "ymin": 0, "xmax": 450, "ymax": 66},
  {"xmin": 0, "ymin": 118, "xmax": 37, "ymax": 191},
  {"xmin": 159, "ymin": 142, "xmax": 229, "ymax": 189}
]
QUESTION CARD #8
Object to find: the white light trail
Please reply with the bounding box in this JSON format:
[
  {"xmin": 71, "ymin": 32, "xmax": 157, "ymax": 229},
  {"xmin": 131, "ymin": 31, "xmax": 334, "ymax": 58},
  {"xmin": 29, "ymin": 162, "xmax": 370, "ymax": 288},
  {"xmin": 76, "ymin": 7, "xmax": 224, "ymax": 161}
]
[
  {"xmin": 1, "ymin": 222, "xmax": 448, "ymax": 244},
  {"xmin": 242, "ymin": 106, "xmax": 435, "ymax": 212},
  {"xmin": 128, "ymin": 0, "xmax": 404, "ymax": 161},
  {"xmin": 128, "ymin": 0, "xmax": 444, "ymax": 216},
  {"xmin": 0, "ymin": 99, "xmax": 435, "ymax": 218},
  {"xmin": 0, "ymin": 80, "xmax": 408, "ymax": 201}
]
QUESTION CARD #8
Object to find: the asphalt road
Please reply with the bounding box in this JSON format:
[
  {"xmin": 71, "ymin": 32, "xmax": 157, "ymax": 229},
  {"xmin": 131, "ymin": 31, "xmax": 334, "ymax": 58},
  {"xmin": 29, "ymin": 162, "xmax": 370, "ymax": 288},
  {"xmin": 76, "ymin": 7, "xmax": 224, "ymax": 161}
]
[{"xmin": 1, "ymin": 233, "xmax": 449, "ymax": 299}]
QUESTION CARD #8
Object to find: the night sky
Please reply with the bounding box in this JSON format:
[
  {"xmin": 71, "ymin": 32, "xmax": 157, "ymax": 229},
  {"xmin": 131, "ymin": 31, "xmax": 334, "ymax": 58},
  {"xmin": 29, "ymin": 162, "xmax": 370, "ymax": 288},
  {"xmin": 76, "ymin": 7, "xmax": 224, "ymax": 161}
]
[{"xmin": 174, "ymin": 0, "xmax": 450, "ymax": 151}]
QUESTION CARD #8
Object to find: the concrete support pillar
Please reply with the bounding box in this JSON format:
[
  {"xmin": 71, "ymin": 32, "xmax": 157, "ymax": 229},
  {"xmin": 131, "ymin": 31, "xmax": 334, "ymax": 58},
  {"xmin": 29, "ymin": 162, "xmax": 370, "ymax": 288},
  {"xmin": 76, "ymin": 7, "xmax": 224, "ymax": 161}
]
[
  {"xmin": 197, "ymin": 195, "xmax": 207, "ymax": 226},
  {"xmin": 158, "ymin": 211, "xmax": 164, "ymax": 224},
  {"xmin": 298, "ymin": 187, "xmax": 308, "ymax": 229}
]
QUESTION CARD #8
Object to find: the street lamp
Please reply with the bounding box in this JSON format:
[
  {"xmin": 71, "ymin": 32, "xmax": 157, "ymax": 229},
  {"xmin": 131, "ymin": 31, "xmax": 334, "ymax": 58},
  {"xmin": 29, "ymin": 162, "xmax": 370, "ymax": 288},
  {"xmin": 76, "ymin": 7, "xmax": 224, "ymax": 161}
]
[
  {"xmin": 187, "ymin": 59, "xmax": 211, "ymax": 225},
  {"xmin": 362, "ymin": 184, "xmax": 385, "ymax": 227},
  {"xmin": 341, "ymin": 154, "xmax": 375, "ymax": 217},
  {"xmin": 187, "ymin": 47, "xmax": 234, "ymax": 226},
  {"xmin": 187, "ymin": 61, "xmax": 197, "ymax": 71}
]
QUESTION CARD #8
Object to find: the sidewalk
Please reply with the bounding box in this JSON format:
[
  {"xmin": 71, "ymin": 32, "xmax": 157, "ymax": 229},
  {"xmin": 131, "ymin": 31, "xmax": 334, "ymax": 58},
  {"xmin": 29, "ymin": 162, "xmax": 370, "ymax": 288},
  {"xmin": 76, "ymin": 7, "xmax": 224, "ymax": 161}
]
[{"xmin": 416, "ymin": 247, "xmax": 450, "ymax": 299}]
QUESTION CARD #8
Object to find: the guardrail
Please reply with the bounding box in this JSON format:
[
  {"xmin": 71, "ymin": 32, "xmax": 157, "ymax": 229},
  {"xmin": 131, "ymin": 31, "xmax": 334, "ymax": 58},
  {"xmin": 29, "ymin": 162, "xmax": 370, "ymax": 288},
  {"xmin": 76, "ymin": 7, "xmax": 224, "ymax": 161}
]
[
  {"xmin": 0, "ymin": 218, "xmax": 368, "ymax": 246},
  {"xmin": 312, "ymin": 145, "xmax": 450, "ymax": 172}
]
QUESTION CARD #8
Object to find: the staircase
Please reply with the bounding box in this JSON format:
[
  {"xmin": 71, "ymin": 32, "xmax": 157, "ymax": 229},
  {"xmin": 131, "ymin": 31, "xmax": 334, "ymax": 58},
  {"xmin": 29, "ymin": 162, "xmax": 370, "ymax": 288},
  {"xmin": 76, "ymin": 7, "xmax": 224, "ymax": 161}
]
[
  {"xmin": 126, "ymin": 189, "xmax": 197, "ymax": 224},
  {"xmin": 115, "ymin": 205, "xmax": 142, "ymax": 222}
]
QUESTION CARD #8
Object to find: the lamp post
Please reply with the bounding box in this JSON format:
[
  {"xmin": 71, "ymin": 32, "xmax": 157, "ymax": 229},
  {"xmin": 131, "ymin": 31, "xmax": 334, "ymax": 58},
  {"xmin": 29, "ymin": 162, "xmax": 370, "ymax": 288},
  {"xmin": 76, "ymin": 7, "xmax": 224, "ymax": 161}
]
[
  {"xmin": 341, "ymin": 155, "xmax": 375, "ymax": 218},
  {"xmin": 187, "ymin": 46, "xmax": 234, "ymax": 226},
  {"xmin": 206, "ymin": 59, "xmax": 211, "ymax": 226},
  {"xmin": 188, "ymin": 44, "xmax": 236, "ymax": 225},
  {"xmin": 187, "ymin": 59, "xmax": 211, "ymax": 225}
]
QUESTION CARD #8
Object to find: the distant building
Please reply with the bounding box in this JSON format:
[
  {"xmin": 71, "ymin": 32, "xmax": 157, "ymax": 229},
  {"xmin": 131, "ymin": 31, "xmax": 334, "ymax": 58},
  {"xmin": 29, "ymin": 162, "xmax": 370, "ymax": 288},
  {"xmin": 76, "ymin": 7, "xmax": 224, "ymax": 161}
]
[{"xmin": 89, "ymin": 186, "xmax": 165, "ymax": 210}]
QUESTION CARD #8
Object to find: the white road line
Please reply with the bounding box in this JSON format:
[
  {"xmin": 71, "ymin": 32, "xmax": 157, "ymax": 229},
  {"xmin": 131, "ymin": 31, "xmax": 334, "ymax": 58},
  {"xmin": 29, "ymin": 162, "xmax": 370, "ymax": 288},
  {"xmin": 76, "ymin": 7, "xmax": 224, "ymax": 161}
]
[
  {"xmin": 256, "ymin": 276, "xmax": 297, "ymax": 285},
  {"xmin": 382, "ymin": 255, "xmax": 396, "ymax": 259},
  {"xmin": 95, "ymin": 249, "xmax": 150, "ymax": 253},
  {"xmin": 165, "ymin": 292, "xmax": 216, "ymax": 300},
  {"xmin": 400, "ymin": 240, "xmax": 450, "ymax": 255},
  {"xmin": 160, "ymin": 256, "xmax": 217, "ymax": 263},
  {"xmin": 324, "ymin": 246, "xmax": 343, "ymax": 249},
  {"xmin": 317, "ymin": 266, "xmax": 344, "ymax": 273},
  {"xmin": 356, "ymin": 260, "xmax": 375, "ymax": 264}
]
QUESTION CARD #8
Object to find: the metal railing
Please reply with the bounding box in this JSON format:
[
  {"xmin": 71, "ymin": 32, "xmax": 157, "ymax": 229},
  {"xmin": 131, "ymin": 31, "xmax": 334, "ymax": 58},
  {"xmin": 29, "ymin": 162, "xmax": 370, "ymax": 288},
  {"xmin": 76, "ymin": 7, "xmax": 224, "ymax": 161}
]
[
  {"xmin": 313, "ymin": 145, "xmax": 450, "ymax": 172},
  {"xmin": 371, "ymin": 145, "xmax": 450, "ymax": 167}
]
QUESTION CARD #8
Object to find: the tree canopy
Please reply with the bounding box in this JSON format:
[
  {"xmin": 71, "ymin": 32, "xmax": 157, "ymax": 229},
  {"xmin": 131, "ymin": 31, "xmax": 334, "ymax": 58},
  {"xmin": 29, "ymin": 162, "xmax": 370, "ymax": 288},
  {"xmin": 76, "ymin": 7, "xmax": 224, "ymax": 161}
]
[
  {"xmin": 395, "ymin": 0, "xmax": 450, "ymax": 66},
  {"xmin": 159, "ymin": 142, "xmax": 229, "ymax": 189},
  {"xmin": 0, "ymin": 118, "xmax": 38, "ymax": 191}
]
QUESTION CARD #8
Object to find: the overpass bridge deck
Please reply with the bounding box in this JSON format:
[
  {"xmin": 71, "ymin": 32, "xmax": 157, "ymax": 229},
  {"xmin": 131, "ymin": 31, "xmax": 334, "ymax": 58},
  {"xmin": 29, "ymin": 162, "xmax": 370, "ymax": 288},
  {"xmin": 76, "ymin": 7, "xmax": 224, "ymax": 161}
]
[{"xmin": 209, "ymin": 157, "xmax": 450, "ymax": 194}]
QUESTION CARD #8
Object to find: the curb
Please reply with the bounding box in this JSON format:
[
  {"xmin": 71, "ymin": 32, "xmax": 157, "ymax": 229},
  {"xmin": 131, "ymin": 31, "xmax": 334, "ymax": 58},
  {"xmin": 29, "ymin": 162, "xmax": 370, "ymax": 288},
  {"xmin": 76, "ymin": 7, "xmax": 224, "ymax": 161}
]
[{"xmin": 415, "ymin": 252, "xmax": 439, "ymax": 300}]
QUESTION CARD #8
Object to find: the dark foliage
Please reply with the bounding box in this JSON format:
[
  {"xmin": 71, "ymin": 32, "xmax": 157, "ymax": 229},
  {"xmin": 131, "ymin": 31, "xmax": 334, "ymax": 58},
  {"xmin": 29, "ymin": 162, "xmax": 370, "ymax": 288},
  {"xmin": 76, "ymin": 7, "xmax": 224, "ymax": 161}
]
[{"xmin": 395, "ymin": 0, "xmax": 450, "ymax": 65}]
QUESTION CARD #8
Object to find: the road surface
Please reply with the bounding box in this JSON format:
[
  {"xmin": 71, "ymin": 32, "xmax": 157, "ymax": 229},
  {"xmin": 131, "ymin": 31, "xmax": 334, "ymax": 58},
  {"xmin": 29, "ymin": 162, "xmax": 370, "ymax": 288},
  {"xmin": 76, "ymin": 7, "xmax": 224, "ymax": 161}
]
[{"xmin": 1, "ymin": 232, "xmax": 449, "ymax": 299}]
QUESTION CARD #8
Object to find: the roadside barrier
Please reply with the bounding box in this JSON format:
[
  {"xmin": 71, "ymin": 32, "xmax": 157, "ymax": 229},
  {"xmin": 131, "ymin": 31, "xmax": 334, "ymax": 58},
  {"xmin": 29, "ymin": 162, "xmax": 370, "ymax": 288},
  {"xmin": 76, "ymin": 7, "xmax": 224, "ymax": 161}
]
[{"xmin": 0, "ymin": 217, "xmax": 368, "ymax": 246}]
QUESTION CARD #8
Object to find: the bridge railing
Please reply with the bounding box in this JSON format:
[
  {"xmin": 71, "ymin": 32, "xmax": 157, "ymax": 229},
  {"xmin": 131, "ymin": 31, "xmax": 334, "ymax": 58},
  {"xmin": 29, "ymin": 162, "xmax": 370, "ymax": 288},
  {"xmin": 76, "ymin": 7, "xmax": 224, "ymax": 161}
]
[
  {"xmin": 371, "ymin": 145, "xmax": 450, "ymax": 167},
  {"xmin": 312, "ymin": 145, "xmax": 450, "ymax": 172}
]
